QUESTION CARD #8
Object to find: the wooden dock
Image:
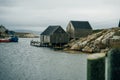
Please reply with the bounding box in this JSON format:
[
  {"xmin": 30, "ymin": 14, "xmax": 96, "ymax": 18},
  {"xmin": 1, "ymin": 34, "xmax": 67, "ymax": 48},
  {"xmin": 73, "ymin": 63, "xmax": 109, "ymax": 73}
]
[
  {"xmin": 30, "ymin": 40, "xmax": 51, "ymax": 47},
  {"xmin": 30, "ymin": 40, "xmax": 64, "ymax": 50},
  {"xmin": 30, "ymin": 40, "xmax": 41, "ymax": 47}
]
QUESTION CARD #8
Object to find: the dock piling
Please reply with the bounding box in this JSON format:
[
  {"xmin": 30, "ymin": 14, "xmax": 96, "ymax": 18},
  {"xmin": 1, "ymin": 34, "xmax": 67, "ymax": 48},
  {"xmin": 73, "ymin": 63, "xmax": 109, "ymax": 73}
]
[
  {"xmin": 87, "ymin": 53, "xmax": 105, "ymax": 80},
  {"xmin": 107, "ymin": 48, "xmax": 120, "ymax": 80}
]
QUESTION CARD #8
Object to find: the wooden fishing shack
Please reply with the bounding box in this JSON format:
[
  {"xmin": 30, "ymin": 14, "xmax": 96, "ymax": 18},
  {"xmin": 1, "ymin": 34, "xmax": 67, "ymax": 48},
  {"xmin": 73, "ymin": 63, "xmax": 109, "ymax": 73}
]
[
  {"xmin": 66, "ymin": 21, "xmax": 92, "ymax": 39},
  {"xmin": 40, "ymin": 25, "xmax": 69, "ymax": 47}
]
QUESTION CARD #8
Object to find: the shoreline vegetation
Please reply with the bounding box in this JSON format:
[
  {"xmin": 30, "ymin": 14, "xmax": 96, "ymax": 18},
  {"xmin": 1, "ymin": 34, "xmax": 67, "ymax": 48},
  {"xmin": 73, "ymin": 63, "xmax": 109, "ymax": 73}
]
[{"xmin": 63, "ymin": 27, "xmax": 120, "ymax": 54}]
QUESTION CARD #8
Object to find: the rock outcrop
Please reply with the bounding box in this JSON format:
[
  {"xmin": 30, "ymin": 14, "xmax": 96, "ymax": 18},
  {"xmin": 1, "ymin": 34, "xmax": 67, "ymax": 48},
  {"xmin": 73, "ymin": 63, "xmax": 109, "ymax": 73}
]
[{"xmin": 64, "ymin": 27, "xmax": 120, "ymax": 53}]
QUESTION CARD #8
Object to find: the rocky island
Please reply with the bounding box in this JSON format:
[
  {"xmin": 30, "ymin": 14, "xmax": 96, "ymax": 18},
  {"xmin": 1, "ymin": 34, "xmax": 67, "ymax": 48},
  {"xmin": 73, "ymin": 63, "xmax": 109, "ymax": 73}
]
[{"xmin": 0, "ymin": 25, "xmax": 39, "ymax": 38}]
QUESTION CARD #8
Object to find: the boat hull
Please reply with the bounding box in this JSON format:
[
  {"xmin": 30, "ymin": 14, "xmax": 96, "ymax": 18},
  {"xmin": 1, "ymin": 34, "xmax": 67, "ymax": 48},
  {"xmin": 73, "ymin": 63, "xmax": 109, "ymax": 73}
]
[
  {"xmin": 0, "ymin": 36, "xmax": 18, "ymax": 43},
  {"xmin": 0, "ymin": 39, "xmax": 10, "ymax": 42},
  {"xmin": 10, "ymin": 36, "xmax": 18, "ymax": 42}
]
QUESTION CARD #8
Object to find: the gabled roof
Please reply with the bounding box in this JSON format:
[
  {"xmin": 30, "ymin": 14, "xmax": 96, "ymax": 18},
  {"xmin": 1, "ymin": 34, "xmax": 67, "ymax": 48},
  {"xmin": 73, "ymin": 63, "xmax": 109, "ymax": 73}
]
[
  {"xmin": 70, "ymin": 21, "xmax": 92, "ymax": 29},
  {"xmin": 40, "ymin": 25, "xmax": 61, "ymax": 35}
]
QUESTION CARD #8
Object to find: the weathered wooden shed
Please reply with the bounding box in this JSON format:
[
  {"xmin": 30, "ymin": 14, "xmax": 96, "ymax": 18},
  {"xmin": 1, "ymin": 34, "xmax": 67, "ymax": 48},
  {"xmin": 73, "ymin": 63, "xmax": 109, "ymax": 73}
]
[
  {"xmin": 40, "ymin": 25, "xmax": 69, "ymax": 46},
  {"xmin": 66, "ymin": 21, "xmax": 92, "ymax": 39}
]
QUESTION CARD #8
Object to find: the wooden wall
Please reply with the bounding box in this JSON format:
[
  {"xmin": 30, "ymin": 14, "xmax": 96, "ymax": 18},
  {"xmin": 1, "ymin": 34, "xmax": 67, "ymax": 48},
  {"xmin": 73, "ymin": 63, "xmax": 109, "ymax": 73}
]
[
  {"xmin": 51, "ymin": 33, "xmax": 69, "ymax": 44},
  {"xmin": 66, "ymin": 22, "xmax": 75, "ymax": 39},
  {"xmin": 75, "ymin": 29, "xmax": 92, "ymax": 38},
  {"xmin": 40, "ymin": 35, "xmax": 50, "ymax": 43}
]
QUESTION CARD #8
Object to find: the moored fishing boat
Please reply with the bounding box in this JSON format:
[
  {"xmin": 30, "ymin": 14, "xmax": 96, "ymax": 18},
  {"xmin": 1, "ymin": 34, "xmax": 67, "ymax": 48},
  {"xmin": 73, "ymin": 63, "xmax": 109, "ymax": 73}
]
[
  {"xmin": 0, "ymin": 36, "xmax": 19, "ymax": 43},
  {"xmin": 9, "ymin": 36, "xmax": 19, "ymax": 42}
]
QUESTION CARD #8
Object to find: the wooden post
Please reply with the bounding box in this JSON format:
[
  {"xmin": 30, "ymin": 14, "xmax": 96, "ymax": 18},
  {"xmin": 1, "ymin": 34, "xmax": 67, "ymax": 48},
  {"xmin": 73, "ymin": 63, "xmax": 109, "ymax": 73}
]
[
  {"xmin": 118, "ymin": 20, "xmax": 120, "ymax": 27},
  {"xmin": 107, "ymin": 48, "xmax": 120, "ymax": 80},
  {"xmin": 87, "ymin": 53, "xmax": 105, "ymax": 80}
]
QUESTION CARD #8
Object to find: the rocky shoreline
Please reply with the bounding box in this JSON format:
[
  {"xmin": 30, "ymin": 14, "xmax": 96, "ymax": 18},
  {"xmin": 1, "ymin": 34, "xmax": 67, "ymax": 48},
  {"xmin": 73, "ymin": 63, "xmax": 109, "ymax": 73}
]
[
  {"xmin": 15, "ymin": 32, "xmax": 39, "ymax": 38},
  {"xmin": 0, "ymin": 25, "xmax": 39, "ymax": 38},
  {"xmin": 64, "ymin": 27, "xmax": 120, "ymax": 54}
]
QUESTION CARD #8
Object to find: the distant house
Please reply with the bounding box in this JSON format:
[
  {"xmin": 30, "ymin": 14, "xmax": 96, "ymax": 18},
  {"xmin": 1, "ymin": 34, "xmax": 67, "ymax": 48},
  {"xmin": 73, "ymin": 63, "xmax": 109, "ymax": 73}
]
[
  {"xmin": 40, "ymin": 25, "xmax": 69, "ymax": 46},
  {"xmin": 0, "ymin": 25, "xmax": 7, "ymax": 37},
  {"xmin": 0, "ymin": 25, "xmax": 6, "ymax": 33},
  {"xmin": 66, "ymin": 21, "xmax": 92, "ymax": 39}
]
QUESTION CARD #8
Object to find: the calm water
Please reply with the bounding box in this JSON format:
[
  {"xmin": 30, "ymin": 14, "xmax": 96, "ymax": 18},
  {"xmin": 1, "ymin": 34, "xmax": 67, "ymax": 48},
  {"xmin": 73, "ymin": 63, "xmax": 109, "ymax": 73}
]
[{"xmin": 0, "ymin": 38, "xmax": 87, "ymax": 80}]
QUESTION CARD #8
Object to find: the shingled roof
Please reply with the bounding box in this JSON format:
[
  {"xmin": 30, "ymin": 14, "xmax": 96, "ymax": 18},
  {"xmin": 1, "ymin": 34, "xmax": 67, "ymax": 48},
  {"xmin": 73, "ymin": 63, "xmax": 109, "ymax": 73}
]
[
  {"xmin": 40, "ymin": 25, "xmax": 61, "ymax": 35},
  {"xmin": 70, "ymin": 21, "xmax": 92, "ymax": 29}
]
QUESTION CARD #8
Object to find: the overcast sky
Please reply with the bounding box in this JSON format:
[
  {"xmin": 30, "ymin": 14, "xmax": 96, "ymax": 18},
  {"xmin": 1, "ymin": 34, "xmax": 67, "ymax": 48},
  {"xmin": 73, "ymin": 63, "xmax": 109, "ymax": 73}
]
[{"xmin": 0, "ymin": 0, "xmax": 120, "ymax": 31}]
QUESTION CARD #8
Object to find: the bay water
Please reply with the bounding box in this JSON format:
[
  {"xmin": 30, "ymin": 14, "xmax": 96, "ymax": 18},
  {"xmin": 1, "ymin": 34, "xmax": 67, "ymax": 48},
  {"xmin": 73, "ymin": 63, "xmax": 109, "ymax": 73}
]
[{"xmin": 0, "ymin": 38, "xmax": 87, "ymax": 80}]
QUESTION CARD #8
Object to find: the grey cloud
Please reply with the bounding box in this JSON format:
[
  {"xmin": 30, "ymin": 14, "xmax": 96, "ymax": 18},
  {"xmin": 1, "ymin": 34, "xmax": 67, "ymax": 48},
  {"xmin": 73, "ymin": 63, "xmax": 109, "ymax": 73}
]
[
  {"xmin": 0, "ymin": 0, "xmax": 120, "ymax": 31},
  {"xmin": 0, "ymin": 0, "xmax": 18, "ymax": 7}
]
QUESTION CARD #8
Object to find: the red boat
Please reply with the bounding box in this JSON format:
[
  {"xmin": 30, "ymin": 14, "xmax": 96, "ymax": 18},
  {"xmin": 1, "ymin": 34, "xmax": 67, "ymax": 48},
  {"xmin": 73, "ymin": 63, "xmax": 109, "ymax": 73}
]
[
  {"xmin": 0, "ymin": 36, "xmax": 18, "ymax": 43},
  {"xmin": 0, "ymin": 39, "xmax": 10, "ymax": 42}
]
